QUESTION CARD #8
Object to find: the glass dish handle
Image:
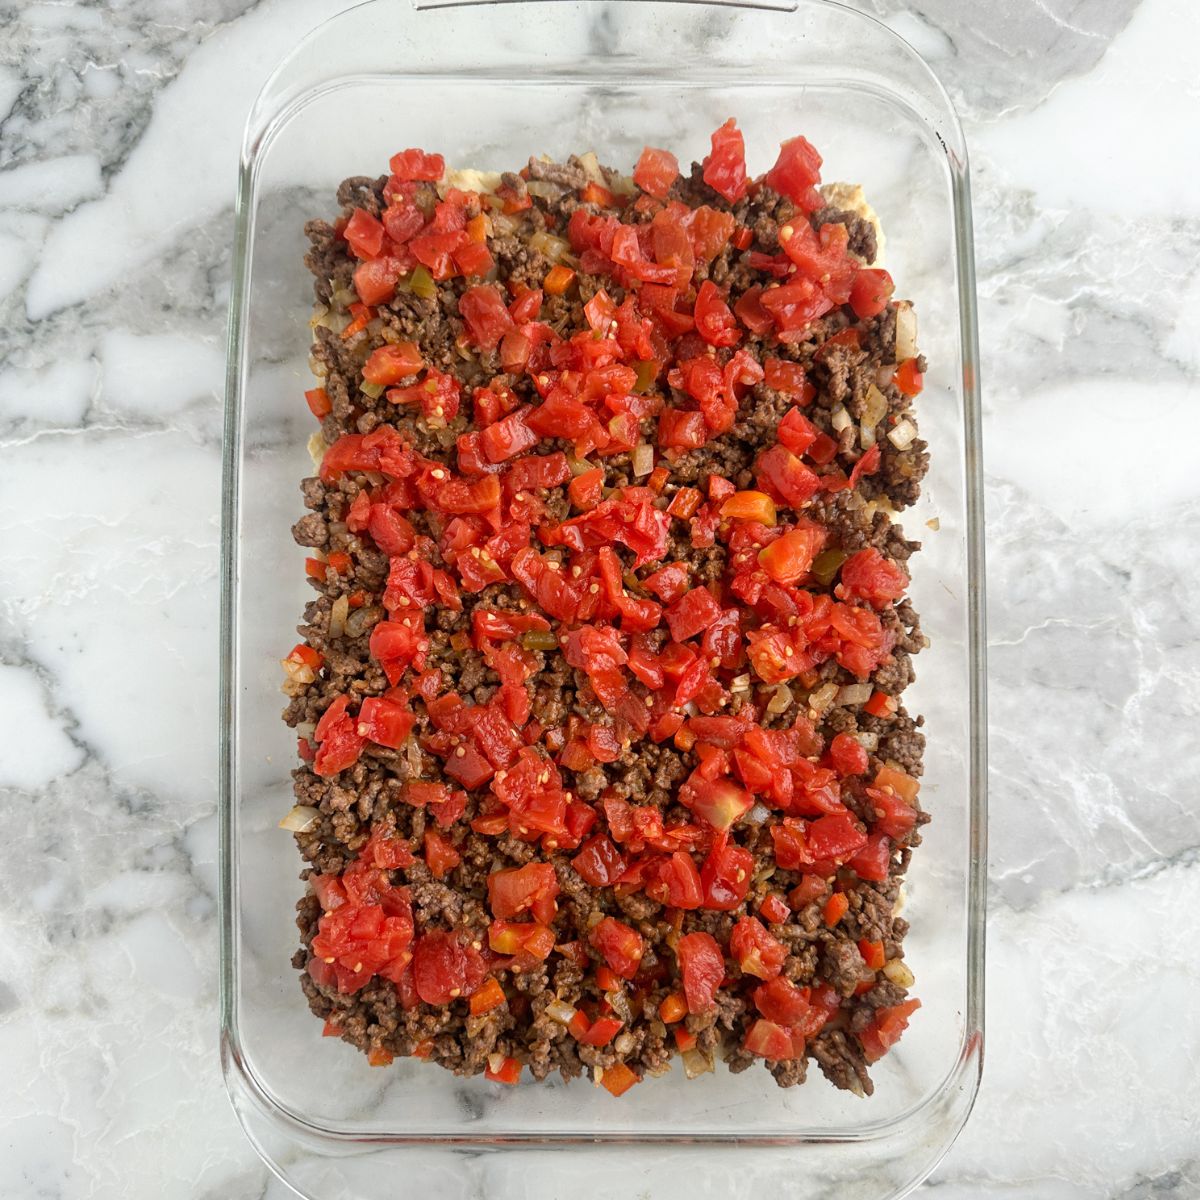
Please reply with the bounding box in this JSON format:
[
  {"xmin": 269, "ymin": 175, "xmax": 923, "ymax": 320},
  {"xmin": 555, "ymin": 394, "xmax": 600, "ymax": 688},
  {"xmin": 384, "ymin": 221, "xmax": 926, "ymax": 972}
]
[{"xmin": 411, "ymin": 0, "xmax": 799, "ymax": 10}]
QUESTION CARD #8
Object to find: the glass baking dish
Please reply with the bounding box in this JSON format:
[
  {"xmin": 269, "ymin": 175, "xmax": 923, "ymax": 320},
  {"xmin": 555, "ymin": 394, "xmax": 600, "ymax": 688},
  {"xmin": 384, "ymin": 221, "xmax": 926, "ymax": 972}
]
[{"xmin": 218, "ymin": 1, "xmax": 986, "ymax": 1195}]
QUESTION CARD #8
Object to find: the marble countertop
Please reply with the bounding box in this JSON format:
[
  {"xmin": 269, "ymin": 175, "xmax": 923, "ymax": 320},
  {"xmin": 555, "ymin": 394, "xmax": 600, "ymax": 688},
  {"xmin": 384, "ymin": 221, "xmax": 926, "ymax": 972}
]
[{"xmin": 2, "ymin": 0, "xmax": 1198, "ymax": 1196}]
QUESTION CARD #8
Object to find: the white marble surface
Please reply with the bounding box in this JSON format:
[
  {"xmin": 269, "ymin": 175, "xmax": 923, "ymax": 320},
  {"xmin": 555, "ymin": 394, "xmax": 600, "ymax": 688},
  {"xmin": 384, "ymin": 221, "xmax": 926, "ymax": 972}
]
[{"xmin": 1, "ymin": 0, "xmax": 1198, "ymax": 1196}]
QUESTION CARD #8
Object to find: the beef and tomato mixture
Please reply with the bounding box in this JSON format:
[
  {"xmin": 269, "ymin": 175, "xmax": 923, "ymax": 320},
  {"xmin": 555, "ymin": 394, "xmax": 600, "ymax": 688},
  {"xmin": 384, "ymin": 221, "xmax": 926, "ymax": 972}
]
[{"xmin": 282, "ymin": 119, "xmax": 929, "ymax": 1097}]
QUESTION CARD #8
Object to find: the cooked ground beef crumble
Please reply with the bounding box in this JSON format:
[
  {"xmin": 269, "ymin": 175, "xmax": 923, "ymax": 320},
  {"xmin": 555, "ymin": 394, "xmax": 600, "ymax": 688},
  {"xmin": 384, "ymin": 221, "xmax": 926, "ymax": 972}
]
[{"xmin": 281, "ymin": 126, "xmax": 930, "ymax": 1098}]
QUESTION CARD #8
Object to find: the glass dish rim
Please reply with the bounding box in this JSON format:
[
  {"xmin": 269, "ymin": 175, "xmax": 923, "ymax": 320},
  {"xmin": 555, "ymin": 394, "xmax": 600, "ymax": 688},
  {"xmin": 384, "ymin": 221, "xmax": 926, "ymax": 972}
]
[{"xmin": 218, "ymin": 0, "xmax": 988, "ymax": 1154}]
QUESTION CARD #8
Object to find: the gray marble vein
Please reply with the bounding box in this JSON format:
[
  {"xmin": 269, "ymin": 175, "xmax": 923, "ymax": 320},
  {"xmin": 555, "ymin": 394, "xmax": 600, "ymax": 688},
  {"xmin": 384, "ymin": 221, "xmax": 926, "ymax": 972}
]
[{"xmin": 0, "ymin": 0, "xmax": 1197, "ymax": 1197}]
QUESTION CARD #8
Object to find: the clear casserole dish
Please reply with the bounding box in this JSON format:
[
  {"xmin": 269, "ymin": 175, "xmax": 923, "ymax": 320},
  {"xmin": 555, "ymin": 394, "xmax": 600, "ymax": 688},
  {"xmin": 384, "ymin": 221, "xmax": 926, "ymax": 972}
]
[{"xmin": 218, "ymin": 2, "xmax": 987, "ymax": 1197}]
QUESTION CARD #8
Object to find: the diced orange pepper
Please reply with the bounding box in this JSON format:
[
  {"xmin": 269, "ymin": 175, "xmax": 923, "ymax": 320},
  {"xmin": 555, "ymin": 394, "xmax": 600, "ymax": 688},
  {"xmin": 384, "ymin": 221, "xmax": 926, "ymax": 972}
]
[
  {"xmin": 659, "ymin": 992, "xmax": 688, "ymax": 1024},
  {"xmin": 599, "ymin": 1062, "xmax": 640, "ymax": 1097},
  {"xmin": 469, "ymin": 977, "xmax": 507, "ymax": 1016},
  {"xmin": 673, "ymin": 1027, "xmax": 697, "ymax": 1052},
  {"xmin": 544, "ymin": 264, "xmax": 576, "ymax": 295},
  {"xmin": 305, "ymin": 387, "xmax": 331, "ymax": 418},
  {"xmin": 467, "ymin": 213, "xmax": 489, "ymax": 243},
  {"xmin": 858, "ymin": 939, "xmax": 886, "ymax": 970},
  {"xmin": 581, "ymin": 180, "xmax": 616, "ymax": 207},
  {"xmin": 823, "ymin": 892, "xmax": 849, "ymax": 927}
]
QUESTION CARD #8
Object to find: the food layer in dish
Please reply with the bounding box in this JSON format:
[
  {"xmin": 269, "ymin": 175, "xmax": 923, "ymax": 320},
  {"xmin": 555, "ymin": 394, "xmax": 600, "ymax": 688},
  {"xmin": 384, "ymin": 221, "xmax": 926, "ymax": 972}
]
[{"xmin": 281, "ymin": 121, "xmax": 929, "ymax": 1097}]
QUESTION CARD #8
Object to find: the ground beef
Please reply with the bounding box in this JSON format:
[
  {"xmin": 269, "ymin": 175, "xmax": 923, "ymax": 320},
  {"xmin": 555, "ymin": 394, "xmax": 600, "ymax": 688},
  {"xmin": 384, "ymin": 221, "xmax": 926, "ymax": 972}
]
[{"xmin": 283, "ymin": 133, "xmax": 929, "ymax": 1100}]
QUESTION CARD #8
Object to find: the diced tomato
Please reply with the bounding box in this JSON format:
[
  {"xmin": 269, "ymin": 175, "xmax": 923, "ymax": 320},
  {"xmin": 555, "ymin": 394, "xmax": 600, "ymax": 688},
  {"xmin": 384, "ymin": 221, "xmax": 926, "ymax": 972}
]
[
  {"xmin": 684, "ymin": 777, "xmax": 753, "ymax": 832},
  {"xmin": 589, "ymin": 916, "xmax": 645, "ymax": 980},
  {"xmin": 837, "ymin": 547, "xmax": 908, "ymax": 608},
  {"xmin": 676, "ymin": 931, "xmax": 724, "ymax": 1013},
  {"xmin": 864, "ymin": 689, "xmax": 898, "ymax": 718},
  {"xmin": 693, "ymin": 280, "xmax": 741, "ymax": 348},
  {"xmin": 354, "ymin": 256, "xmax": 404, "ymax": 306},
  {"xmin": 777, "ymin": 407, "xmax": 819, "ymax": 455},
  {"xmin": 484, "ymin": 1054, "xmax": 522, "ymax": 1085},
  {"xmin": 828, "ymin": 732, "xmax": 869, "ymax": 776},
  {"xmin": 634, "ymin": 146, "xmax": 680, "ymax": 198},
  {"xmin": 700, "ymin": 839, "xmax": 754, "ymax": 911},
  {"xmin": 487, "ymin": 862, "xmax": 559, "ymax": 920},
  {"xmin": 753, "ymin": 976, "xmax": 812, "ymax": 1026},
  {"xmin": 764, "ymin": 136, "xmax": 823, "ymax": 211},
  {"xmin": 423, "ymin": 828, "xmax": 461, "ymax": 879},
  {"xmin": 756, "ymin": 444, "xmax": 820, "ymax": 509},
  {"xmin": 743, "ymin": 1018, "xmax": 795, "ymax": 1060},
  {"xmin": 702, "ymin": 118, "xmax": 747, "ymax": 203},
  {"xmin": 356, "ymin": 695, "xmax": 415, "ymax": 750},
  {"xmin": 658, "ymin": 408, "xmax": 707, "ymax": 449},
  {"xmin": 733, "ymin": 285, "xmax": 774, "ymax": 336},
  {"xmin": 764, "ymin": 359, "xmax": 814, "ymax": 404},
  {"xmin": 410, "ymin": 930, "xmax": 485, "ymax": 1005},
  {"xmin": 572, "ymin": 835, "xmax": 627, "ymax": 888},
  {"xmin": 757, "ymin": 523, "xmax": 824, "ymax": 584},
  {"xmin": 849, "ymin": 268, "xmax": 895, "ymax": 319},
  {"xmin": 342, "ymin": 208, "xmax": 386, "ymax": 259},
  {"xmin": 858, "ymin": 999, "xmax": 921, "ymax": 1063},
  {"xmin": 388, "ymin": 148, "xmax": 444, "ymax": 181},
  {"xmin": 645, "ymin": 850, "xmax": 704, "ymax": 909},
  {"xmin": 893, "ymin": 358, "xmax": 924, "ymax": 397},
  {"xmin": 460, "ymin": 284, "xmax": 514, "ymax": 351},
  {"xmin": 730, "ymin": 917, "xmax": 786, "ymax": 981},
  {"xmin": 665, "ymin": 587, "xmax": 722, "ymax": 642},
  {"xmin": 757, "ymin": 894, "xmax": 791, "ymax": 930},
  {"xmin": 568, "ymin": 466, "xmax": 604, "ymax": 511},
  {"xmin": 848, "ymin": 832, "xmax": 892, "ymax": 882}
]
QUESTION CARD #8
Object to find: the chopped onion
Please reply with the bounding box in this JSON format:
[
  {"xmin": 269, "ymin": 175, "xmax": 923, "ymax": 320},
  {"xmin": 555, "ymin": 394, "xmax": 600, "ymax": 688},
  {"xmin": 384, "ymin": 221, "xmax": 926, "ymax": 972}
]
[
  {"xmin": 309, "ymin": 303, "xmax": 329, "ymax": 328},
  {"xmin": 530, "ymin": 231, "xmax": 572, "ymax": 263},
  {"xmin": 296, "ymin": 721, "xmax": 315, "ymax": 739},
  {"xmin": 360, "ymin": 381, "xmax": 385, "ymax": 400},
  {"xmin": 406, "ymin": 738, "xmax": 422, "ymax": 775},
  {"xmin": 362, "ymin": 470, "xmax": 386, "ymax": 486},
  {"xmin": 328, "ymin": 594, "xmax": 349, "ymax": 640},
  {"xmin": 577, "ymin": 150, "xmax": 605, "ymax": 185},
  {"xmin": 632, "ymin": 443, "xmax": 654, "ymax": 477},
  {"xmin": 808, "ymin": 681, "xmax": 839, "ymax": 716},
  {"xmin": 926, "ymin": 516, "xmax": 940, "ymax": 532},
  {"xmin": 307, "ymin": 431, "xmax": 327, "ymax": 471},
  {"xmin": 488, "ymin": 1052, "xmax": 508, "ymax": 1074},
  {"xmin": 607, "ymin": 172, "xmax": 638, "ymax": 198},
  {"xmin": 313, "ymin": 309, "xmax": 350, "ymax": 334},
  {"xmin": 567, "ymin": 455, "xmax": 596, "ymax": 477},
  {"xmin": 526, "ymin": 179, "xmax": 564, "ymax": 200},
  {"xmin": 895, "ymin": 303, "xmax": 918, "ymax": 361},
  {"xmin": 545, "ymin": 998, "xmax": 578, "ymax": 1026},
  {"xmin": 830, "ymin": 406, "xmax": 851, "ymax": 433},
  {"xmin": 767, "ymin": 683, "xmax": 793, "ymax": 714},
  {"xmin": 308, "ymin": 353, "xmax": 327, "ymax": 378},
  {"xmin": 852, "ymin": 731, "xmax": 878, "ymax": 752},
  {"xmin": 746, "ymin": 802, "xmax": 771, "ymax": 825},
  {"xmin": 837, "ymin": 683, "xmax": 872, "ymax": 706},
  {"xmin": 331, "ymin": 286, "xmax": 357, "ymax": 309},
  {"xmin": 888, "ymin": 419, "xmax": 918, "ymax": 450},
  {"xmin": 861, "ymin": 384, "xmax": 888, "ymax": 442},
  {"xmin": 279, "ymin": 805, "xmax": 320, "ymax": 833},
  {"xmin": 280, "ymin": 657, "xmax": 315, "ymax": 688},
  {"xmin": 490, "ymin": 212, "xmax": 519, "ymax": 236},
  {"xmin": 681, "ymin": 1047, "xmax": 714, "ymax": 1080},
  {"xmin": 883, "ymin": 959, "xmax": 915, "ymax": 988},
  {"xmin": 876, "ymin": 365, "xmax": 895, "ymax": 389},
  {"xmin": 730, "ymin": 674, "xmax": 751, "ymax": 692}
]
